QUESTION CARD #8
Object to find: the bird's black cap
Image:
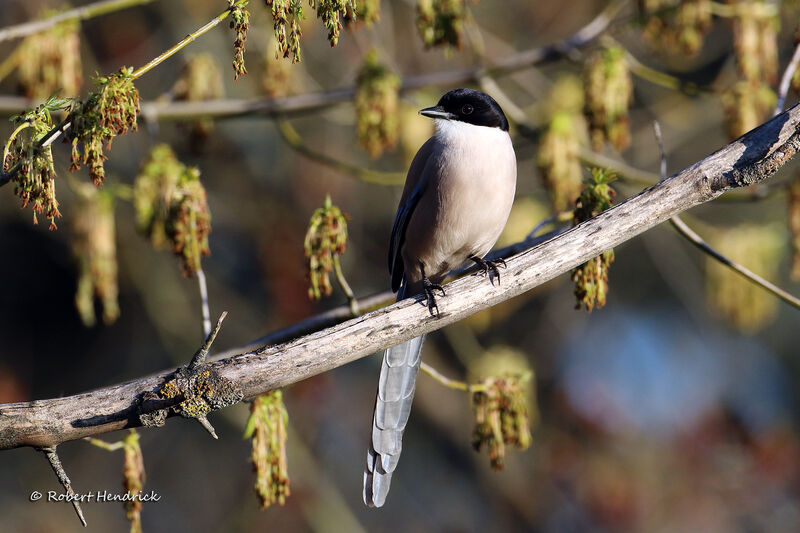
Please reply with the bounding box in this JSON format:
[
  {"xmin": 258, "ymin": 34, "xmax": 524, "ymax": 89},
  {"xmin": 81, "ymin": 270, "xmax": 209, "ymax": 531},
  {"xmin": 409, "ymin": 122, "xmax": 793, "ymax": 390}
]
[{"xmin": 419, "ymin": 88, "xmax": 509, "ymax": 131}]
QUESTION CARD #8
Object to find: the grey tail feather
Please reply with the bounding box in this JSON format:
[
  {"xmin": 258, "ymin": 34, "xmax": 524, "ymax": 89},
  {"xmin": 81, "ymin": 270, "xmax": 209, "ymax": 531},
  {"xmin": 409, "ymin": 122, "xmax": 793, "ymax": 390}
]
[{"xmin": 363, "ymin": 284, "xmax": 424, "ymax": 507}]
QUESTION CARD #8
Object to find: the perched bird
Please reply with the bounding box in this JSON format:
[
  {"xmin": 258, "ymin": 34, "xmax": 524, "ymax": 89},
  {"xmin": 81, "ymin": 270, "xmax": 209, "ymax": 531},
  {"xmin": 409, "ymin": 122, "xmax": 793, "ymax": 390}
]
[{"xmin": 363, "ymin": 88, "xmax": 517, "ymax": 507}]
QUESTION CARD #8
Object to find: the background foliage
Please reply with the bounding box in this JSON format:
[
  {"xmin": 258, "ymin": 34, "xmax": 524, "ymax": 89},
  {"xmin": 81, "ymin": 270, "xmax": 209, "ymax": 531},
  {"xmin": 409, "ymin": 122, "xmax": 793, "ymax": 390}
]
[{"xmin": 1, "ymin": 0, "xmax": 800, "ymax": 531}]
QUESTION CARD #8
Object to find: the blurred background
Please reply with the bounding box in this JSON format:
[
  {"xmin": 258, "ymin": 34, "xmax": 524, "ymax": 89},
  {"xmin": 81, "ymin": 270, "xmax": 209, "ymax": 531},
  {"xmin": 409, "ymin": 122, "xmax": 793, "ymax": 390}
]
[{"xmin": 1, "ymin": 0, "xmax": 800, "ymax": 531}]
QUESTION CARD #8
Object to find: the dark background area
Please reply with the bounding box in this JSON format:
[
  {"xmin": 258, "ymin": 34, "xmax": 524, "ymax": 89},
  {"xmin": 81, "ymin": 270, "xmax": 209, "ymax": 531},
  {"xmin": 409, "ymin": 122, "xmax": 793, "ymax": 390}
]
[{"xmin": 1, "ymin": 0, "xmax": 800, "ymax": 531}]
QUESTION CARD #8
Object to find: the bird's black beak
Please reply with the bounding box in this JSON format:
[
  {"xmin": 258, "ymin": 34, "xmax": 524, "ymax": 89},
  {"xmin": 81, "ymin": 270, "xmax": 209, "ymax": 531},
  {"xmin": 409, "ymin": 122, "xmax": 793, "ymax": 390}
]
[{"xmin": 419, "ymin": 105, "xmax": 455, "ymax": 120}]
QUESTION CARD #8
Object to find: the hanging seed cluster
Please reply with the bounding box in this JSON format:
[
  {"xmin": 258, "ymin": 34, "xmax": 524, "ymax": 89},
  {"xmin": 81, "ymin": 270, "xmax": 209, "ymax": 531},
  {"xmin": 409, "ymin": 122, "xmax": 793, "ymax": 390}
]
[
  {"xmin": 538, "ymin": 76, "xmax": 588, "ymax": 211},
  {"xmin": 134, "ymin": 144, "xmax": 211, "ymax": 277},
  {"xmin": 471, "ymin": 375, "xmax": 533, "ymax": 471},
  {"xmin": 724, "ymin": 1, "xmax": 778, "ymax": 139},
  {"xmin": 122, "ymin": 430, "xmax": 145, "ymax": 533},
  {"xmin": 641, "ymin": 0, "xmax": 712, "ymax": 56},
  {"xmin": 732, "ymin": 1, "xmax": 778, "ymax": 86},
  {"xmin": 344, "ymin": 0, "xmax": 380, "ymax": 27},
  {"xmin": 265, "ymin": 0, "xmax": 305, "ymax": 62},
  {"xmin": 584, "ymin": 45, "xmax": 633, "ymax": 152},
  {"xmin": 134, "ymin": 145, "xmax": 184, "ymax": 249},
  {"xmin": 416, "ymin": 0, "xmax": 466, "ymax": 49},
  {"xmin": 244, "ymin": 391, "xmax": 291, "ymax": 508},
  {"xmin": 355, "ymin": 50, "xmax": 400, "ymax": 158},
  {"xmin": 69, "ymin": 68, "xmax": 140, "ymax": 186},
  {"xmin": 304, "ymin": 195, "xmax": 348, "ymax": 300},
  {"xmin": 571, "ymin": 168, "xmax": 616, "ymax": 312},
  {"xmin": 262, "ymin": 32, "xmax": 293, "ymax": 96},
  {"xmin": 173, "ymin": 54, "xmax": 225, "ymax": 143},
  {"xmin": 4, "ymin": 104, "xmax": 62, "ymax": 229},
  {"xmin": 790, "ymin": 174, "xmax": 800, "ymax": 281},
  {"xmin": 16, "ymin": 19, "xmax": 82, "ymax": 101},
  {"xmin": 706, "ymin": 224, "xmax": 784, "ymax": 333},
  {"xmin": 166, "ymin": 168, "xmax": 211, "ymax": 277},
  {"xmin": 229, "ymin": 2, "xmax": 251, "ymax": 80},
  {"xmin": 309, "ymin": 0, "xmax": 355, "ymax": 47},
  {"xmin": 72, "ymin": 188, "xmax": 119, "ymax": 327},
  {"xmin": 722, "ymin": 81, "xmax": 776, "ymax": 139}
]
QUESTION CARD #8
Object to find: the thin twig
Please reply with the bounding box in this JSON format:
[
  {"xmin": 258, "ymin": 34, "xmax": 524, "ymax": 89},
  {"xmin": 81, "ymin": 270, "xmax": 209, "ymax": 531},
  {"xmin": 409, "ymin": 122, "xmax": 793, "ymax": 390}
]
[
  {"xmin": 188, "ymin": 311, "xmax": 228, "ymax": 369},
  {"xmin": 653, "ymin": 121, "xmax": 667, "ymax": 181},
  {"xmin": 40, "ymin": 446, "xmax": 87, "ymax": 527},
  {"xmin": 333, "ymin": 255, "xmax": 360, "ymax": 316},
  {"xmin": 276, "ymin": 120, "xmax": 404, "ymax": 185},
  {"xmin": 709, "ymin": 1, "xmax": 776, "ymax": 18},
  {"xmin": 83, "ymin": 437, "xmax": 124, "ymax": 451},
  {"xmin": 0, "ymin": 0, "xmax": 248, "ymax": 188},
  {"xmin": 775, "ymin": 41, "xmax": 800, "ymax": 117},
  {"xmin": 130, "ymin": 0, "xmax": 247, "ymax": 79},
  {"xmin": 420, "ymin": 362, "xmax": 473, "ymax": 392},
  {"xmin": 526, "ymin": 212, "xmax": 573, "ymax": 240},
  {"xmin": 670, "ymin": 216, "xmax": 800, "ymax": 310},
  {"xmin": 4, "ymin": 99, "xmax": 800, "ymax": 452},
  {"xmin": 0, "ymin": 0, "xmax": 620, "ymax": 188},
  {"xmin": 0, "ymin": 0, "xmax": 158, "ymax": 43},
  {"xmin": 195, "ymin": 416, "xmax": 218, "ymax": 439},
  {"xmin": 0, "ymin": 51, "xmax": 800, "ymax": 449},
  {"xmin": 652, "ymin": 119, "xmax": 800, "ymax": 311},
  {"xmin": 0, "ymin": 47, "xmax": 20, "ymax": 84},
  {"xmin": 603, "ymin": 36, "xmax": 706, "ymax": 95},
  {"xmin": 2, "ymin": 121, "xmax": 30, "ymax": 167},
  {"xmin": 0, "ymin": 0, "xmax": 619, "ymax": 123},
  {"xmin": 197, "ymin": 269, "xmax": 212, "ymax": 338}
]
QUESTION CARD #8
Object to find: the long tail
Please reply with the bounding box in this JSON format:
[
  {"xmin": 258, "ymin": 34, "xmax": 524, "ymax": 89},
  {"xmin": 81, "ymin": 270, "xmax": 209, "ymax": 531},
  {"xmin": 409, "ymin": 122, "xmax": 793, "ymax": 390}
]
[{"xmin": 363, "ymin": 288, "xmax": 424, "ymax": 507}]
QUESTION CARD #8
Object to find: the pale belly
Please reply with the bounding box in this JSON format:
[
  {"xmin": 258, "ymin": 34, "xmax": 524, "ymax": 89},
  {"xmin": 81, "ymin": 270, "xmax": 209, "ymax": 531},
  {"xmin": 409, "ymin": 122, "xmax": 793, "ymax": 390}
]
[{"xmin": 402, "ymin": 138, "xmax": 517, "ymax": 283}]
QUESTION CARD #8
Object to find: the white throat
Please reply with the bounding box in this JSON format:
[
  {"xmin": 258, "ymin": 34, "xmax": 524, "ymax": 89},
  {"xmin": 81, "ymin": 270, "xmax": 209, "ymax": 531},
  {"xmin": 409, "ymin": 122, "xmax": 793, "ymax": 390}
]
[{"xmin": 433, "ymin": 118, "xmax": 510, "ymax": 150}]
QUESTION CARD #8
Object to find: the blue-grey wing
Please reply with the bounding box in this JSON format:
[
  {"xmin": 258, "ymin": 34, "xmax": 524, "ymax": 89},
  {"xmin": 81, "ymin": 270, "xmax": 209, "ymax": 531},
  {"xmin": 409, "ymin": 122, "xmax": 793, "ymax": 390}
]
[{"xmin": 388, "ymin": 137, "xmax": 439, "ymax": 292}]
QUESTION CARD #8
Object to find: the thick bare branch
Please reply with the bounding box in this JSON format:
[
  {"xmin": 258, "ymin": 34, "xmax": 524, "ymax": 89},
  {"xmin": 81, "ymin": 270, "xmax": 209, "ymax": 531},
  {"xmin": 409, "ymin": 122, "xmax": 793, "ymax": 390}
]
[{"xmin": 2, "ymin": 104, "xmax": 800, "ymax": 451}]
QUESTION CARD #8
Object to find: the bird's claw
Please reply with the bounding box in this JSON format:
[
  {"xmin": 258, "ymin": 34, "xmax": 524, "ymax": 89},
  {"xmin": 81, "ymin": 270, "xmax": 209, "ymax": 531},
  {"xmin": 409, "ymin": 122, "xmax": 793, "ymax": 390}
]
[
  {"xmin": 470, "ymin": 256, "xmax": 507, "ymax": 286},
  {"xmin": 417, "ymin": 262, "xmax": 445, "ymax": 316},
  {"xmin": 422, "ymin": 278, "xmax": 445, "ymax": 316}
]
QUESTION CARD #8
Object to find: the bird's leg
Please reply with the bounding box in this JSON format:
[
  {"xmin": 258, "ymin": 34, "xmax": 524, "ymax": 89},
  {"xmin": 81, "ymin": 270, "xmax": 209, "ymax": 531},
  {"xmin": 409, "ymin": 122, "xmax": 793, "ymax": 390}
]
[
  {"xmin": 469, "ymin": 255, "xmax": 507, "ymax": 286},
  {"xmin": 419, "ymin": 262, "xmax": 445, "ymax": 316}
]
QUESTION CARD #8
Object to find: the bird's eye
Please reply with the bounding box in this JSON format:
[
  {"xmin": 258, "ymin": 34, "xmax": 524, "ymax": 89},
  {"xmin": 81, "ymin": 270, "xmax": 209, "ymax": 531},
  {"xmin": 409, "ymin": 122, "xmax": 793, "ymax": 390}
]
[{"xmin": 462, "ymin": 104, "xmax": 474, "ymax": 115}]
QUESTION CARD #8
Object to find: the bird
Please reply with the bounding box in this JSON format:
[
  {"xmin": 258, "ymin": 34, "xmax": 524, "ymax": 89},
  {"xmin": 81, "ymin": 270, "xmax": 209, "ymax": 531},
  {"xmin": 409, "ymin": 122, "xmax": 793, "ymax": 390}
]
[{"xmin": 363, "ymin": 88, "xmax": 517, "ymax": 507}]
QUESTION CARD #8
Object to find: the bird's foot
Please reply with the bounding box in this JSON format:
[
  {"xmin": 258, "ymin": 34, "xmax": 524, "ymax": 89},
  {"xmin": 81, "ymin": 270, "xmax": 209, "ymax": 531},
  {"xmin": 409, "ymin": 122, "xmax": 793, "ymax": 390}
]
[
  {"xmin": 419, "ymin": 262, "xmax": 445, "ymax": 316},
  {"xmin": 422, "ymin": 277, "xmax": 445, "ymax": 316},
  {"xmin": 470, "ymin": 256, "xmax": 507, "ymax": 286}
]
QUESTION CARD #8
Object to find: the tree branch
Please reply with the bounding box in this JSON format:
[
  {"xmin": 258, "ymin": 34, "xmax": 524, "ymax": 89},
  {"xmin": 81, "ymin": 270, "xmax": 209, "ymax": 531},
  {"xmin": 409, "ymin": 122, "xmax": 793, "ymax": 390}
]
[
  {"xmin": 0, "ymin": 0, "xmax": 248, "ymax": 188},
  {"xmin": 2, "ymin": 104, "xmax": 800, "ymax": 450},
  {"xmin": 653, "ymin": 119, "xmax": 800, "ymax": 309},
  {"xmin": 0, "ymin": 1, "xmax": 619, "ymax": 121},
  {"xmin": 775, "ymin": 41, "xmax": 800, "ymax": 117},
  {"xmin": 0, "ymin": 0, "xmax": 158, "ymax": 43},
  {"xmin": 669, "ymin": 215, "xmax": 800, "ymax": 309}
]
